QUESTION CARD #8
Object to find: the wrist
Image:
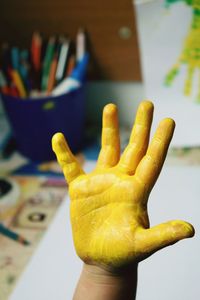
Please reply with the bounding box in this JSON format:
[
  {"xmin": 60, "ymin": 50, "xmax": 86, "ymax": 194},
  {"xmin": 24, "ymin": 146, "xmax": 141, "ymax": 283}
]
[
  {"xmin": 73, "ymin": 263, "xmax": 138, "ymax": 300},
  {"xmin": 82, "ymin": 263, "xmax": 138, "ymax": 283}
]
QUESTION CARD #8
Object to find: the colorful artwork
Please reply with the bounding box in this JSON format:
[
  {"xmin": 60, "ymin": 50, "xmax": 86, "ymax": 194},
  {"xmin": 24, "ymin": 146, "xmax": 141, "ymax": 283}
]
[
  {"xmin": 135, "ymin": 0, "xmax": 200, "ymax": 146},
  {"xmin": 165, "ymin": 0, "xmax": 200, "ymax": 101}
]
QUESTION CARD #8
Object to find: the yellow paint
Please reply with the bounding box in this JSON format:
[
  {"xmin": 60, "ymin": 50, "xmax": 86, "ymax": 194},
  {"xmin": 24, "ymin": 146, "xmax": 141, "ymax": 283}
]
[
  {"xmin": 52, "ymin": 101, "xmax": 195, "ymax": 269},
  {"xmin": 43, "ymin": 101, "xmax": 55, "ymax": 110},
  {"xmin": 165, "ymin": 3, "xmax": 200, "ymax": 100}
]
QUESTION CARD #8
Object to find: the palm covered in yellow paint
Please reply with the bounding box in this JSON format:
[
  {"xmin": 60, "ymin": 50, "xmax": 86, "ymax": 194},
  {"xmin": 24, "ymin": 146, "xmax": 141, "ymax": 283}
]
[{"xmin": 52, "ymin": 101, "xmax": 194, "ymax": 269}]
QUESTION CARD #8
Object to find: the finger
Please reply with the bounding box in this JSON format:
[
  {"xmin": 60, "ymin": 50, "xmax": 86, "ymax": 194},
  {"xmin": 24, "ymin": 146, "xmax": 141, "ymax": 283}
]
[
  {"xmin": 118, "ymin": 101, "xmax": 154, "ymax": 175},
  {"xmin": 135, "ymin": 118, "xmax": 175, "ymax": 191},
  {"xmin": 52, "ymin": 132, "xmax": 85, "ymax": 184},
  {"xmin": 135, "ymin": 220, "xmax": 195, "ymax": 256},
  {"xmin": 97, "ymin": 103, "xmax": 120, "ymax": 168}
]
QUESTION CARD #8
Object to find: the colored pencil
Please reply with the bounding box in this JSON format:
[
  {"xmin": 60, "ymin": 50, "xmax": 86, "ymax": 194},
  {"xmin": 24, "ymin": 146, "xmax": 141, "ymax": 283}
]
[
  {"xmin": 47, "ymin": 53, "xmax": 58, "ymax": 94},
  {"xmin": 41, "ymin": 36, "xmax": 55, "ymax": 91},
  {"xmin": 55, "ymin": 38, "xmax": 70, "ymax": 82},
  {"xmin": 66, "ymin": 54, "xmax": 76, "ymax": 77},
  {"xmin": 76, "ymin": 28, "xmax": 85, "ymax": 62},
  {"xmin": 0, "ymin": 223, "xmax": 30, "ymax": 246},
  {"xmin": 31, "ymin": 32, "xmax": 42, "ymax": 72},
  {"xmin": 10, "ymin": 69, "xmax": 27, "ymax": 98},
  {"xmin": 0, "ymin": 29, "xmax": 88, "ymax": 98},
  {"xmin": 11, "ymin": 47, "xmax": 20, "ymax": 71},
  {"xmin": 0, "ymin": 70, "xmax": 10, "ymax": 94}
]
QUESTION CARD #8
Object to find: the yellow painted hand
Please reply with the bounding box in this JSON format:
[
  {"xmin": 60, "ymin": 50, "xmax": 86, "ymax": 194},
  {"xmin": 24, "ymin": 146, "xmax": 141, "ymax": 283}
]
[{"xmin": 52, "ymin": 101, "xmax": 194, "ymax": 269}]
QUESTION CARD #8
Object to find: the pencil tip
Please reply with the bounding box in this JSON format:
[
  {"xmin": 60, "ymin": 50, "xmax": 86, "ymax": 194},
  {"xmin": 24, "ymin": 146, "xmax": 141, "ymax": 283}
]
[{"xmin": 23, "ymin": 240, "xmax": 31, "ymax": 246}]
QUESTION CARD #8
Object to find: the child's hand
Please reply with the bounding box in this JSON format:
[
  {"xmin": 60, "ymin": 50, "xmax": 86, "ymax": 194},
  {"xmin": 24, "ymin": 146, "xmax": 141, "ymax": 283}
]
[{"xmin": 52, "ymin": 101, "xmax": 194, "ymax": 270}]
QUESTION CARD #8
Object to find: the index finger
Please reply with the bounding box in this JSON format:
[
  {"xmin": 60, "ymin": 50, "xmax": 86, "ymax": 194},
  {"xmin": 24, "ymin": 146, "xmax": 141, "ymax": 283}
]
[
  {"xmin": 135, "ymin": 118, "xmax": 175, "ymax": 191},
  {"xmin": 52, "ymin": 132, "xmax": 85, "ymax": 184}
]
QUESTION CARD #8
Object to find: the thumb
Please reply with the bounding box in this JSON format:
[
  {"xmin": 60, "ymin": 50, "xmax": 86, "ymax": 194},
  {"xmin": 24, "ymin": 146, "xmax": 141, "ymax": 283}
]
[{"xmin": 135, "ymin": 220, "xmax": 195, "ymax": 257}]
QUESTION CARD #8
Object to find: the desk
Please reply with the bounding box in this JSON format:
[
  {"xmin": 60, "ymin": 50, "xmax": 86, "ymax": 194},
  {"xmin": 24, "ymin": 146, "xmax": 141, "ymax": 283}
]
[{"xmin": 10, "ymin": 162, "xmax": 200, "ymax": 300}]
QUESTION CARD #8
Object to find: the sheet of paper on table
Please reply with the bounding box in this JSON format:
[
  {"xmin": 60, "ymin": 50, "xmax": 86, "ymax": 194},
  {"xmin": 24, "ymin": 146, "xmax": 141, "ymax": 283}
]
[{"xmin": 10, "ymin": 161, "xmax": 200, "ymax": 300}]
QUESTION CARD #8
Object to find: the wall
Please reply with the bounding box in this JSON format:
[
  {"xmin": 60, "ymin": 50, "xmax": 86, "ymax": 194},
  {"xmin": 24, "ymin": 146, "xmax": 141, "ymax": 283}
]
[{"xmin": 86, "ymin": 81, "xmax": 144, "ymax": 126}]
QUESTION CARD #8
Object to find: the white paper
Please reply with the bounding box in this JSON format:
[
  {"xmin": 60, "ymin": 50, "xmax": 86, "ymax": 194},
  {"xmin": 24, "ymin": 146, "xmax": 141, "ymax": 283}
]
[{"xmin": 135, "ymin": 0, "xmax": 200, "ymax": 146}]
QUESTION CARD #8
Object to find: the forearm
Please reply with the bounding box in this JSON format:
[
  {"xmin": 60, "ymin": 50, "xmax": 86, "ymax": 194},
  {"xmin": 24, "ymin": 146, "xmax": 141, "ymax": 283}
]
[{"xmin": 73, "ymin": 263, "xmax": 138, "ymax": 300}]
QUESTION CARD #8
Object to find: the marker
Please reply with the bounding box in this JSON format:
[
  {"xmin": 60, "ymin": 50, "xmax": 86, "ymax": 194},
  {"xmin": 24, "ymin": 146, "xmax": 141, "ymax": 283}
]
[
  {"xmin": 0, "ymin": 223, "xmax": 30, "ymax": 246},
  {"xmin": 41, "ymin": 36, "xmax": 55, "ymax": 91},
  {"xmin": 52, "ymin": 52, "xmax": 89, "ymax": 96},
  {"xmin": 55, "ymin": 38, "xmax": 70, "ymax": 82}
]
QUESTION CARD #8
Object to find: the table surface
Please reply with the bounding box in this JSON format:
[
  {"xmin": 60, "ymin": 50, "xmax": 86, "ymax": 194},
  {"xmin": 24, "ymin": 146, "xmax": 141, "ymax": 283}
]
[{"xmin": 10, "ymin": 161, "xmax": 200, "ymax": 300}]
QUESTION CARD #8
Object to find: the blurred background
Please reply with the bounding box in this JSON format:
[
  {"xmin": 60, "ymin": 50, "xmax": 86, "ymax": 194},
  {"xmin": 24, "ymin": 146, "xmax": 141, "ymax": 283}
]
[{"xmin": 0, "ymin": 0, "xmax": 199, "ymax": 299}]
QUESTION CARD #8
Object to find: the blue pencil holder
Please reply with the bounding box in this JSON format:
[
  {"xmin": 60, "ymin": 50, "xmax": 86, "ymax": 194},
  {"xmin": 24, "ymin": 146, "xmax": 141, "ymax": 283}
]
[{"xmin": 1, "ymin": 87, "xmax": 85, "ymax": 162}]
